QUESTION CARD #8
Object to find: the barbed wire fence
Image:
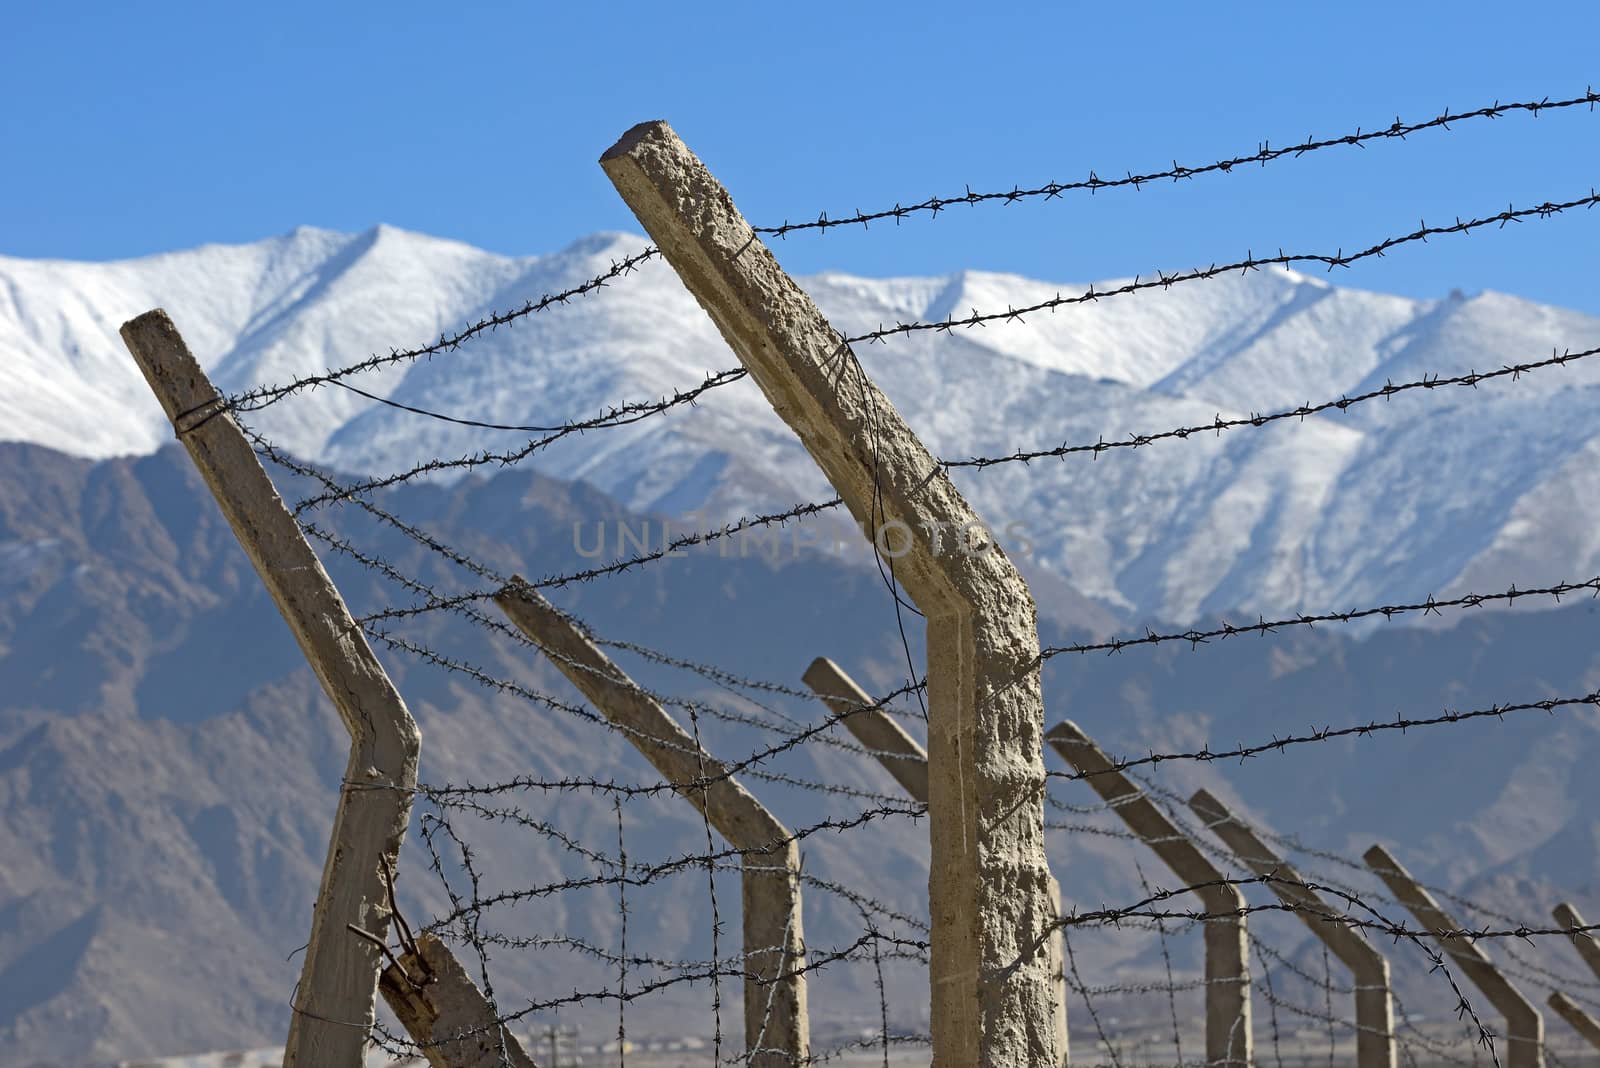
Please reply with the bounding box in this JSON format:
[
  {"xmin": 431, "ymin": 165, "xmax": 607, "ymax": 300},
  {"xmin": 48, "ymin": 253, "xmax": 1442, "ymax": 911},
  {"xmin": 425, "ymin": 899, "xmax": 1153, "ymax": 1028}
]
[{"xmin": 114, "ymin": 84, "xmax": 1600, "ymax": 1068}]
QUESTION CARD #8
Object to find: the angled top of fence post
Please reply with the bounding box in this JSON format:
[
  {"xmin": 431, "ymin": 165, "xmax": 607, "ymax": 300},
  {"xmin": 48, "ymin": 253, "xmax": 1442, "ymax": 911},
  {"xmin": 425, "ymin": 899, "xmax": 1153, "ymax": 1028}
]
[
  {"xmin": 495, "ymin": 580, "xmax": 788, "ymax": 851},
  {"xmin": 1548, "ymin": 991, "xmax": 1600, "ymax": 1051},
  {"xmin": 494, "ymin": 580, "xmax": 808, "ymax": 1068},
  {"xmin": 601, "ymin": 121, "xmax": 1054, "ymax": 1068},
  {"xmin": 1047, "ymin": 722, "xmax": 1241, "ymax": 908},
  {"xmin": 1190, "ymin": 789, "xmax": 1383, "ymax": 970},
  {"xmin": 1363, "ymin": 845, "xmax": 1499, "ymax": 968},
  {"xmin": 802, "ymin": 656, "xmax": 931, "ymax": 802},
  {"xmin": 1046, "ymin": 720, "xmax": 1250, "ymax": 1068},
  {"xmin": 1192, "ymin": 789, "xmax": 1394, "ymax": 1068},
  {"xmin": 1553, "ymin": 902, "xmax": 1600, "ymax": 981},
  {"xmin": 119, "ymin": 309, "xmax": 422, "ymax": 1068},
  {"xmin": 1365, "ymin": 843, "xmax": 1543, "ymax": 1068},
  {"xmin": 599, "ymin": 121, "xmax": 1029, "ymax": 610}
]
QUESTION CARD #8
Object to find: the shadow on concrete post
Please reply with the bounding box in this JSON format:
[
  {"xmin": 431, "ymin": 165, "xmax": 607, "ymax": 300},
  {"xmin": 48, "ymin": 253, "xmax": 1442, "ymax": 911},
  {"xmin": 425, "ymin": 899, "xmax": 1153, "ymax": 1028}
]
[
  {"xmin": 496, "ymin": 581, "xmax": 806, "ymax": 1068},
  {"xmin": 802, "ymin": 657, "xmax": 1068, "ymax": 1067},
  {"xmin": 600, "ymin": 120, "xmax": 1056, "ymax": 1068},
  {"xmin": 1364, "ymin": 845, "xmax": 1543, "ymax": 1068},
  {"xmin": 1189, "ymin": 790, "xmax": 1394, "ymax": 1068},
  {"xmin": 1046, "ymin": 722, "xmax": 1251, "ymax": 1068},
  {"xmin": 121, "ymin": 311, "xmax": 534, "ymax": 1068}
]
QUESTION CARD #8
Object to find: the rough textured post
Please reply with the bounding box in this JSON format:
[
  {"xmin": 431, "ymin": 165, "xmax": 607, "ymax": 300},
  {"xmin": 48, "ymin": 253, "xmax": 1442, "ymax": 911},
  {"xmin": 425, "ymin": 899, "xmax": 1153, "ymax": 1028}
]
[
  {"xmin": 601, "ymin": 120, "xmax": 1055, "ymax": 1068},
  {"xmin": 120, "ymin": 310, "xmax": 421, "ymax": 1068},
  {"xmin": 1548, "ymin": 992, "xmax": 1600, "ymax": 1051},
  {"xmin": 1047, "ymin": 722, "xmax": 1250, "ymax": 1067},
  {"xmin": 1365, "ymin": 845, "xmax": 1543, "ymax": 1068},
  {"xmin": 379, "ymin": 934, "xmax": 540, "ymax": 1068},
  {"xmin": 1191, "ymin": 790, "xmax": 1393, "ymax": 1068},
  {"xmin": 803, "ymin": 657, "xmax": 1068, "ymax": 1065},
  {"xmin": 802, "ymin": 657, "xmax": 930, "ymax": 800},
  {"xmin": 496, "ymin": 582, "xmax": 806, "ymax": 1068},
  {"xmin": 1042, "ymin": 873, "xmax": 1069, "ymax": 1068},
  {"xmin": 1552, "ymin": 903, "xmax": 1600, "ymax": 981}
]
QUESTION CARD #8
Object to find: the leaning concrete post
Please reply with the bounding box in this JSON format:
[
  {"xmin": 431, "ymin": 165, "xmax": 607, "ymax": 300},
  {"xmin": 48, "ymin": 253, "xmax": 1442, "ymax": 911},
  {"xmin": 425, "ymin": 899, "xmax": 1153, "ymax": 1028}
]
[
  {"xmin": 802, "ymin": 657, "xmax": 930, "ymax": 800},
  {"xmin": 496, "ymin": 582, "xmax": 806, "ymax": 1068},
  {"xmin": 1547, "ymin": 992, "xmax": 1600, "ymax": 1051},
  {"xmin": 1190, "ymin": 790, "xmax": 1393, "ymax": 1068},
  {"xmin": 601, "ymin": 119, "xmax": 1056, "ymax": 1068},
  {"xmin": 120, "ymin": 310, "xmax": 423, "ymax": 1068},
  {"xmin": 1364, "ymin": 845, "xmax": 1543, "ymax": 1068},
  {"xmin": 380, "ymin": 934, "xmax": 540, "ymax": 1068},
  {"xmin": 1552, "ymin": 903, "xmax": 1600, "ymax": 981},
  {"xmin": 1047, "ymin": 722, "xmax": 1250, "ymax": 1067},
  {"xmin": 803, "ymin": 657, "xmax": 1068, "ymax": 1066}
]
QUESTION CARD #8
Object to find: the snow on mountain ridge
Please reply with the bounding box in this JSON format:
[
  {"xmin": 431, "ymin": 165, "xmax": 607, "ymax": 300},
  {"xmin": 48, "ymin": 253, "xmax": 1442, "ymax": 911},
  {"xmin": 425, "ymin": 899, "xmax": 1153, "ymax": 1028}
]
[{"xmin": 5, "ymin": 225, "xmax": 1600, "ymax": 627}]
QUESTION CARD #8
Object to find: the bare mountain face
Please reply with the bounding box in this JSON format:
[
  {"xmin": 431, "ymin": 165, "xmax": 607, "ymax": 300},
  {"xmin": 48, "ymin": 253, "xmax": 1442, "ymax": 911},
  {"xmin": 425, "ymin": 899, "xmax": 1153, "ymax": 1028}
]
[
  {"xmin": 5, "ymin": 232, "xmax": 1600, "ymax": 1065},
  {"xmin": 1, "ymin": 443, "xmax": 1600, "ymax": 1066},
  {"xmin": 0, "ymin": 442, "xmax": 963, "ymax": 1065}
]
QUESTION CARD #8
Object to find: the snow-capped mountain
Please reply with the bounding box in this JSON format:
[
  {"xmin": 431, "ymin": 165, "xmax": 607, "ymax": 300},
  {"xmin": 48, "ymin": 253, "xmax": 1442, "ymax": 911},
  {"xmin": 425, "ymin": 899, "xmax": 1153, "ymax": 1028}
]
[
  {"xmin": 5, "ymin": 224, "xmax": 1599, "ymax": 625},
  {"xmin": 8, "ymin": 229, "xmax": 1600, "ymax": 1066}
]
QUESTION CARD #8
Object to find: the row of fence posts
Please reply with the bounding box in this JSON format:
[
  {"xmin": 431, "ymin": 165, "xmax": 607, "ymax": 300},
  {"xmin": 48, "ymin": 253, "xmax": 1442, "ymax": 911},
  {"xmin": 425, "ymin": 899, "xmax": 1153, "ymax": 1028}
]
[
  {"xmin": 118, "ymin": 118, "xmax": 1600, "ymax": 1068},
  {"xmin": 804, "ymin": 655, "xmax": 1600, "ymax": 1068}
]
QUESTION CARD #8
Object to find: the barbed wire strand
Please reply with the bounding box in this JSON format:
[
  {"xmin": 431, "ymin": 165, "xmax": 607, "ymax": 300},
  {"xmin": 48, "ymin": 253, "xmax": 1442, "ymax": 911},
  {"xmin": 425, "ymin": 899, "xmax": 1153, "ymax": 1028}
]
[{"xmin": 758, "ymin": 90, "xmax": 1600, "ymax": 238}]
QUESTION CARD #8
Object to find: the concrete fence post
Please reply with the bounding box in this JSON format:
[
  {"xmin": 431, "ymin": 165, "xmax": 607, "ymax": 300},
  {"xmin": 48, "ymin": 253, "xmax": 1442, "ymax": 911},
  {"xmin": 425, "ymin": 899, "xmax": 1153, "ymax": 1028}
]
[
  {"xmin": 599, "ymin": 120, "xmax": 1056, "ymax": 1068},
  {"xmin": 1552, "ymin": 903, "xmax": 1600, "ymax": 981},
  {"xmin": 1549, "ymin": 903, "xmax": 1600, "ymax": 1051},
  {"xmin": 1364, "ymin": 845, "xmax": 1543, "ymax": 1068},
  {"xmin": 496, "ymin": 582, "xmax": 806, "ymax": 1068},
  {"xmin": 379, "ymin": 934, "xmax": 540, "ymax": 1068},
  {"xmin": 1046, "ymin": 722, "xmax": 1251, "ymax": 1067},
  {"xmin": 121, "ymin": 311, "xmax": 535, "ymax": 1068},
  {"xmin": 802, "ymin": 657, "xmax": 929, "ymax": 800},
  {"xmin": 803, "ymin": 657, "xmax": 1068, "ymax": 1066},
  {"xmin": 1189, "ymin": 790, "xmax": 1393, "ymax": 1068},
  {"xmin": 1547, "ymin": 992, "xmax": 1600, "ymax": 1052},
  {"xmin": 122, "ymin": 310, "xmax": 422, "ymax": 1068}
]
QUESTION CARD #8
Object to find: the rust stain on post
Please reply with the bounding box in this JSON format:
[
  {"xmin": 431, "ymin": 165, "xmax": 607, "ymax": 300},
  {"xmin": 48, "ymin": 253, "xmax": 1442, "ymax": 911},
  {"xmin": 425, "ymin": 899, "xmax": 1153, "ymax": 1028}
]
[
  {"xmin": 600, "ymin": 119, "xmax": 1055, "ymax": 1068},
  {"xmin": 119, "ymin": 310, "xmax": 421, "ymax": 1068},
  {"xmin": 1192, "ymin": 790, "xmax": 1392, "ymax": 1068},
  {"xmin": 1365, "ymin": 845, "xmax": 1543, "ymax": 1068},
  {"xmin": 497, "ymin": 582, "xmax": 806, "ymax": 1068},
  {"xmin": 1048, "ymin": 723, "xmax": 1251, "ymax": 1067},
  {"xmin": 380, "ymin": 934, "xmax": 540, "ymax": 1068}
]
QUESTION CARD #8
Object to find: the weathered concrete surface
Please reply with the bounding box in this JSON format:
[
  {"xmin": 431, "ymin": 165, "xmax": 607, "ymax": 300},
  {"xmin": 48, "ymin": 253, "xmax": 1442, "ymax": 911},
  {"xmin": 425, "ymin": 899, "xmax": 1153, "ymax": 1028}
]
[
  {"xmin": 121, "ymin": 310, "xmax": 421, "ymax": 1068},
  {"xmin": 1047, "ymin": 722, "xmax": 1250, "ymax": 1068},
  {"xmin": 803, "ymin": 656, "xmax": 1067, "ymax": 1065},
  {"xmin": 601, "ymin": 119, "xmax": 1055, "ymax": 1068},
  {"xmin": 497, "ymin": 581, "xmax": 806, "ymax": 1068},
  {"xmin": 742, "ymin": 846, "xmax": 808, "ymax": 1068},
  {"xmin": 802, "ymin": 656, "xmax": 930, "ymax": 801},
  {"xmin": 1192, "ymin": 789, "xmax": 1393, "ymax": 1068},
  {"xmin": 1548, "ymin": 992, "xmax": 1600, "ymax": 1051},
  {"xmin": 1553, "ymin": 903, "xmax": 1600, "ymax": 981},
  {"xmin": 1042, "ymin": 873, "xmax": 1069, "ymax": 1068},
  {"xmin": 1365, "ymin": 845, "xmax": 1543, "ymax": 1068},
  {"xmin": 380, "ymin": 933, "xmax": 540, "ymax": 1068}
]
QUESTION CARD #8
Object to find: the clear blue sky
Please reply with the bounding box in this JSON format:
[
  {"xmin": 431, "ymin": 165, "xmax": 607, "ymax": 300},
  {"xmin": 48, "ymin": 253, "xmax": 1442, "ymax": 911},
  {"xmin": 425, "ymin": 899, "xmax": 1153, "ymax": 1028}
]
[{"xmin": 5, "ymin": 2, "xmax": 1598, "ymax": 314}]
